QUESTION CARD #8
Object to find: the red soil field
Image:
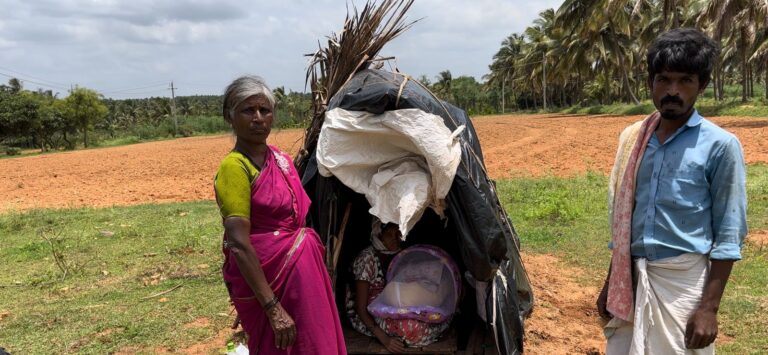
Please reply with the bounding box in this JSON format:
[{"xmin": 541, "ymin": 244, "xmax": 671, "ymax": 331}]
[{"xmin": 2, "ymin": 114, "xmax": 765, "ymax": 213}]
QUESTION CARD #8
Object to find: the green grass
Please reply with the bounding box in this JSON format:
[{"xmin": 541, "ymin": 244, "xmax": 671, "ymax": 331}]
[
  {"xmin": 556, "ymin": 98, "xmax": 768, "ymax": 117},
  {"xmin": 498, "ymin": 171, "xmax": 611, "ymax": 284},
  {"xmin": 93, "ymin": 116, "xmax": 231, "ymax": 147},
  {"xmin": 702, "ymin": 84, "xmax": 767, "ymax": 101},
  {"xmin": 697, "ymin": 98, "xmax": 768, "ymax": 117},
  {"xmin": 499, "ymin": 163, "xmax": 768, "ymax": 353},
  {"xmin": 1, "ymin": 165, "xmax": 766, "ymax": 353},
  {"xmin": 0, "ymin": 202, "xmax": 231, "ymax": 354},
  {"xmin": 553, "ymin": 84, "xmax": 768, "ymax": 117},
  {"xmin": 559, "ymin": 101, "xmax": 657, "ymax": 116}
]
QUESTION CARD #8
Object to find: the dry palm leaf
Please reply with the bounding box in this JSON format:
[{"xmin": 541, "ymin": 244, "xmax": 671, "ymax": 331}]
[{"xmin": 294, "ymin": 0, "xmax": 419, "ymax": 173}]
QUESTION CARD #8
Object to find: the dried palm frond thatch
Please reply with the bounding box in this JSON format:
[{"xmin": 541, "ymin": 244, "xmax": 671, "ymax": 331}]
[{"xmin": 294, "ymin": 0, "xmax": 418, "ymax": 174}]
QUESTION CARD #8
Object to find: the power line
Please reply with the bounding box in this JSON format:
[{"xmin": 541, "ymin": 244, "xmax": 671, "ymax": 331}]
[
  {"xmin": 0, "ymin": 65, "xmax": 177, "ymax": 97},
  {"xmin": 100, "ymin": 82, "xmax": 169, "ymax": 94},
  {"xmin": 106, "ymin": 91, "xmax": 168, "ymax": 96},
  {"xmin": 173, "ymin": 81, "xmax": 223, "ymax": 88},
  {"xmin": 0, "ymin": 65, "xmax": 71, "ymax": 88},
  {"xmin": 0, "ymin": 71, "xmax": 70, "ymax": 91}
]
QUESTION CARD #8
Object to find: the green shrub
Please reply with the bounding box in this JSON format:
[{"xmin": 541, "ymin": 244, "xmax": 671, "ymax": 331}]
[
  {"xmin": 622, "ymin": 103, "xmax": 655, "ymax": 115},
  {"xmin": 5, "ymin": 146, "xmax": 21, "ymax": 156},
  {"xmin": 129, "ymin": 121, "xmax": 175, "ymax": 140},
  {"xmin": 178, "ymin": 115, "xmax": 229, "ymax": 135}
]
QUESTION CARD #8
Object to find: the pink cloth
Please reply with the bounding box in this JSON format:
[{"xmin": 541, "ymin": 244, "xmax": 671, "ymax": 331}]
[
  {"xmin": 607, "ymin": 113, "xmax": 660, "ymax": 321},
  {"xmin": 222, "ymin": 146, "xmax": 347, "ymax": 354}
]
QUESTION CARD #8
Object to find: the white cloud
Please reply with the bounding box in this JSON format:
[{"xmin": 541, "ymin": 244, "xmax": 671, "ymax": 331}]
[
  {"xmin": 120, "ymin": 20, "xmax": 225, "ymax": 44},
  {"xmin": 0, "ymin": 38, "xmax": 16, "ymax": 49},
  {"xmin": 0, "ymin": 0, "xmax": 566, "ymax": 98},
  {"xmin": 23, "ymin": 0, "xmax": 247, "ymax": 25}
]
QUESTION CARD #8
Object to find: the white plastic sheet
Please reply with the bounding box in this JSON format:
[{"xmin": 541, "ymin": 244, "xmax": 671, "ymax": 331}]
[{"xmin": 316, "ymin": 108, "xmax": 463, "ymax": 236}]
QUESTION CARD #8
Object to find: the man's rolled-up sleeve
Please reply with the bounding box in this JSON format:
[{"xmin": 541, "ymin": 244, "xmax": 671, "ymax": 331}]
[{"xmin": 709, "ymin": 137, "xmax": 748, "ymax": 261}]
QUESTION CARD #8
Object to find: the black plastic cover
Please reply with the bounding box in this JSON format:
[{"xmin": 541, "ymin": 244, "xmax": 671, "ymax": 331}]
[{"xmin": 300, "ymin": 69, "xmax": 533, "ymax": 354}]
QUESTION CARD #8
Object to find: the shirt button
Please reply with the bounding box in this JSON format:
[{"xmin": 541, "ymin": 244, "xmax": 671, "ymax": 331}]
[{"xmin": 273, "ymin": 231, "xmax": 279, "ymax": 236}]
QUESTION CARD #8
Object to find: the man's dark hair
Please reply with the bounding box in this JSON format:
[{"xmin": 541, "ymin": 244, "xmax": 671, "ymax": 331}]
[{"xmin": 647, "ymin": 27, "xmax": 720, "ymax": 87}]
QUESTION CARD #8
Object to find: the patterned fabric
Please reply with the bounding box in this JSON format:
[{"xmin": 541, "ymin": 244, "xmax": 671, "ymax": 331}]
[
  {"xmin": 346, "ymin": 247, "xmax": 386, "ymax": 337},
  {"xmin": 346, "ymin": 246, "xmax": 449, "ymax": 346},
  {"xmin": 607, "ymin": 112, "xmax": 660, "ymax": 322},
  {"xmin": 381, "ymin": 318, "xmax": 450, "ymax": 347},
  {"xmin": 217, "ymin": 146, "xmax": 346, "ymax": 355}
]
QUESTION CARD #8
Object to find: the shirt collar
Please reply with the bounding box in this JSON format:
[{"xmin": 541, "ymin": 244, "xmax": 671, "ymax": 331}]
[
  {"xmin": 685, "ymin": 109, "xmax": 703, "ymax": 127},
  {"xmin": 654, "ymin": 109, "xmax": 702, "ymax": 146}
]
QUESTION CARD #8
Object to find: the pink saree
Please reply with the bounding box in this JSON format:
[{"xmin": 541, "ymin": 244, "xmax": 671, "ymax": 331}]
[{"xmin": 222, "ymin": 146, "xmax": 346, "ymax": 354}]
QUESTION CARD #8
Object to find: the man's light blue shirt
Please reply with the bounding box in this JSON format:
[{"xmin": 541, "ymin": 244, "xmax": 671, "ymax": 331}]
[{"xmin": 630, "ymin": 110, "xmax": 747, "ymax": 261}]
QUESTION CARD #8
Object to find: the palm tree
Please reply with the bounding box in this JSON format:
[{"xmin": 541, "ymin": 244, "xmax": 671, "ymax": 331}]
[
  {"xmin": 7, "ymin": 78, "xmax": 22, "ymax": 94},
  {"xmin": 272, "ymin": 86, "xmax": 286, "ymax": 108},
  {"xmin": 520, "ymin": 9, "xmax": 557, "ymax": 109},
  {"xmin": 751, "ymin": 27, "xmax": 768, "ymax": 99},
  {"xmin": 488, "ymin": 33, "xmax": 524, "ymax": 111},
  {"xmin": 556, "ymin": 0, "xmax": 641, "ymax": 104},
  {"xmin": 699, "ymin": 0, "xmax": 768, "ymax": 102},
  {"xmin": 434, "ymin": 70, "xmax": 453, "ymax": 102},
  {"xmin": 633, "ymin": 0, "xmax": 687, "ymax": 30}
]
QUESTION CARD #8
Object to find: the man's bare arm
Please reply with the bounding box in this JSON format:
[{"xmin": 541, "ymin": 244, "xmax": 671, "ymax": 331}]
[{"xmin": 685, "ymin": 260, "xmax": 734, "ymax": 349}]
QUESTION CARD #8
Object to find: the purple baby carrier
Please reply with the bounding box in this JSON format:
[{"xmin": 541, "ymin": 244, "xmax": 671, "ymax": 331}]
[{"xmin": 367, "ymin": 245, "xmax": 461, "ymax": 323}]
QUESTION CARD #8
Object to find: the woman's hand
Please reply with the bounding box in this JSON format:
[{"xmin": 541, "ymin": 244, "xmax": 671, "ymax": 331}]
[
  {"xmin": 266, "ymin": 303, "xmax": 296, "ymax": 350},
  {"xmin": 374, "ymin": 329, "xmax": 406, "ymax": 353}
]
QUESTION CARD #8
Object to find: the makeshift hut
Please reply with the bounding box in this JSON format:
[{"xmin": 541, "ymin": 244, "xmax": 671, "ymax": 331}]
[{"xmin": 293, "ymin": 1, "xmax": 534, "ymax": 353}]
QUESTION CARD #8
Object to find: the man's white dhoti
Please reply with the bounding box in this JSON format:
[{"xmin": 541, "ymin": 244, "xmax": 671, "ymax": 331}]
[{"xmin": 605, "ymin": 253, "xmax": 714, "ymax": 354}]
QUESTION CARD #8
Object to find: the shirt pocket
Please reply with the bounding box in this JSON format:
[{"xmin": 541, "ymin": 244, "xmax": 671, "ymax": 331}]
[{"xmin": 657, "ymin": 164, "xmax": 709, "ymax": 210}]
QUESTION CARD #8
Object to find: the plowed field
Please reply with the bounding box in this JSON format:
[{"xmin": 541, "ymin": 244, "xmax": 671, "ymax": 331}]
[{"xmin": 3, "ymin": 114, "xmax": 765, "ymax": 213}]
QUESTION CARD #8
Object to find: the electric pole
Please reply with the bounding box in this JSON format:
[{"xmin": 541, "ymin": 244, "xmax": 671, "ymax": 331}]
[
  {"xmin": 169, "ymin": 81, "xmax": 178, "ymax": 137},
  {"xmin": 501, "ymin": 75, "xmax": 506, "ymax": 113},
  {"xmin": 542, "ymin": 52, "xmax": 547, "ymax": 111}
]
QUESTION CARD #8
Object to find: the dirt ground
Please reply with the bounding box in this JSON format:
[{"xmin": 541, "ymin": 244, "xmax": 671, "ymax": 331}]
[
  {"xmin": 2, "ymin": 114, "xmax": 766, "ymax": 354},
  {"xmin": 2, "ymin": 114, "xmax": 766, "ymax": 213}
]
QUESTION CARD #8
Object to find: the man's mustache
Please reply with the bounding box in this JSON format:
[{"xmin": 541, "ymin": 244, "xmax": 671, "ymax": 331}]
[{"xmin": 661, "ymin": 95, "xmax": 684, "ymax": 106}]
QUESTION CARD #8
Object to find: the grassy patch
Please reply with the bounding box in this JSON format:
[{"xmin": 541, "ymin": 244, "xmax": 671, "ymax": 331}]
[
  {"xmin": 555, "ymin": 98, "xmax": 768, "ymax": 117},
  {"xmin": 499, "ymin": 164, "xmax": 768, "ymax": 353},
  {"xmin": 746, "ymin": 164, "xmax": 768, "ymax": 231},
  {"xmin": 0, "ymin": 202, "xmax": 230, "ymax": 354},
  {"xmin": 91, "ymin": 135, "xmax": 146, "ymax": 148},
  {"xmin": 1, "ymin": 165, "xmax": 766, "ymax": 353},
  {"xmin": 497, "ymin": 171, "xmax": 611, "ymax": 285},
  {"xmin": 697, "ymin": 98, "xmax": 768, "ymax": 117},
  {"xmin": 559, "ymin": 102, "xmax": 657, "ymax": 116}
]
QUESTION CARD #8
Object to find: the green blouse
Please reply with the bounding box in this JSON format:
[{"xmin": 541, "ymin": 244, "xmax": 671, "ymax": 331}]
[{"xmin": 214, "ymin": 151, "xmax": 260, "ymax": 218}]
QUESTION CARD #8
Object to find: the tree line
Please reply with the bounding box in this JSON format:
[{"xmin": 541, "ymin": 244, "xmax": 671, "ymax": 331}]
[
  {"xmin": 485, "ymin": 0, "xmax": 768, "ymax": 111},
  {"xmin": 0, "ymin": 79, "xmax": 107, "ymax": 153},
  {"xmin": 0, "ymin": 79, "xmax": 311, "ymax": 154}
]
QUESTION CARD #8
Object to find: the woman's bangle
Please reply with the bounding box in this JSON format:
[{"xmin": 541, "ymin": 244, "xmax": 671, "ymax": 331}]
[{"xmin": 263, "ymin": 296, "xmax": 279, "ymax": 311}]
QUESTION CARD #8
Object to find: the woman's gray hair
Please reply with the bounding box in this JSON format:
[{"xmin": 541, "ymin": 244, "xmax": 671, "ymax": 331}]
[{"xmin": 222, "ymin": 75, "xmax": 276, "ymax": 121}]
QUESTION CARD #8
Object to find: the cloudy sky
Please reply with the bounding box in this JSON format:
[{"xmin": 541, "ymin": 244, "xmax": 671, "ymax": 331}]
[{"xmin": 0, "ymin": 0, "xmax": 563, "ymax": 99}]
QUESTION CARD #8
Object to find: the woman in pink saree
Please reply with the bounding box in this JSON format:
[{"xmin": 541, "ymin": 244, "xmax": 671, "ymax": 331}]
[{"xmin": 214, "ymin": 75, "xmax": 346, "ymax": 354}]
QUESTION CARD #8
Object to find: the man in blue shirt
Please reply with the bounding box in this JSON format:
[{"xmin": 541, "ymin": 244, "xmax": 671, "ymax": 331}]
[{"xmin": 597, "ymin": 28, "xmax": 747, "ymax": 354}]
